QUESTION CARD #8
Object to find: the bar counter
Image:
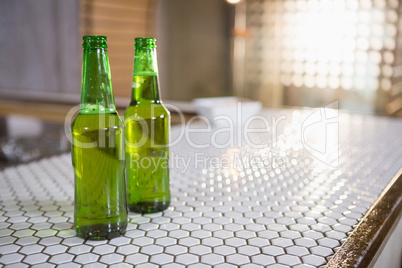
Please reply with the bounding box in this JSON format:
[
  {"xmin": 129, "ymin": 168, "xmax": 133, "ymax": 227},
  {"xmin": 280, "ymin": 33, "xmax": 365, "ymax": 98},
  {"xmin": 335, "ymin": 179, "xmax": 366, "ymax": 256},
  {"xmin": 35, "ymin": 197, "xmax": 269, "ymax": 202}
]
[{"xmin": 0, "ymin": 107, "xmax": 401, "ymax": 267}]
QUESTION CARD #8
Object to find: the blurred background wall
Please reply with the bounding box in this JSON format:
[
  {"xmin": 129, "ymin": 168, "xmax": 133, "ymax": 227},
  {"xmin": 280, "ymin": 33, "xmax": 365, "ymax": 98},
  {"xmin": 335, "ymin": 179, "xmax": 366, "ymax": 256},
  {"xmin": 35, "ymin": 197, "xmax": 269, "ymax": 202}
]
[
  {"xmin": 0, "ymin": 0, "xmax": 81, "ymax": 97},
  {"xmin": 156, "ymin": 0, "xmax": 232, "ymax": 101},
  {"xmin": 1, "ymin": 0, "xmax": 402, "ymax": 116}
]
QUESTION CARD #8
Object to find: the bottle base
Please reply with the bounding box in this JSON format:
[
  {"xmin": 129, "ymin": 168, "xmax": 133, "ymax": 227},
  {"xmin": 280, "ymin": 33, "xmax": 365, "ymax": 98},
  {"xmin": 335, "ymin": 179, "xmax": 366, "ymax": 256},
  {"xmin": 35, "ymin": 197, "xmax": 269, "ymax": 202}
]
[
  {"xmin": 128, "ymin": 201, "xmax": 170, "ymax": 213},
  {"xmin": 76, "ymin": 222, "xmax": 127, "ymax": 240}
]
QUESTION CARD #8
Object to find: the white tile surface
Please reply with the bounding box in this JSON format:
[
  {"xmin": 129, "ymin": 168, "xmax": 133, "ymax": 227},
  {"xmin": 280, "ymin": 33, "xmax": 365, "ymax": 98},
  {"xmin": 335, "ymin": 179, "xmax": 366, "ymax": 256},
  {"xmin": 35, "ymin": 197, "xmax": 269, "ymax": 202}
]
[
  {"xmin": 310, "ymin": 246, "xmax": 333, "ymax": 257},
  {"xmin": 82, "ymin": 263, "xmax": 106, "ymax": 268},
  {"xmin": 74, "ymin": 253, "xmax": 100, "ymax": 264},
  {"xmin": 6, "ymin": 264, "xmax": 29, "ymax": 268},
  {"xmin": 200, "ymin": 254, "xmax": 225, "ymax": 265},
  {"xmin": 189, "ymin": 245, "xmax": 212, "ymax": 255},
  {"xmin": 23, "ymin": 253, "xmax": 49, "ymax": 265},
  {"xmin": 277, "ymin": 255, "xmax": 302, "ymax": 266},
  {"xmin": 271, "ymin": 237, "xmax": 294, "ymax": 247},
  {"xmin": 286, "ymin": 246, "xmax": 309, "ymax": 257},
  {"xmin": 262, "ymin": 245, "xmax": 285, "ymax": 256},
  {"xmin": 15, "ymin": 236, "xmax": 40, "ymax": 246},
  {"xmin": 302, "ymin": 255, "xmax": 327, "ymax": 266},
  {"xmin": 215, "ymin": 264, "xmax": 238, "ymax": 268},
  {"xmin": 31, "ymin": 263, "xmax": 56, "ymax": 268},
  {"xmin": 251, "ymin": 254, "xmax": 275, "ymax": 265},
  {"xmin": 124, "ymin": 253, "xmax": 149, "ymax": 265},
  {"xmin": 99, "ymin": 253, "xmax": 124, "ymax": 265},
  {"xmin": 0, "ymin": 253, "xmax": 24, "ymax": 264},
  {"xmin": 0, "ymin": 109, "xmax": 401, "ymax": 267},
  {"xmin": 48, "ymin": 253, "xmax": 74, "ymax": 264},
  {"xmin": 226, "ymin": 254, "xmax": 250, "ymax": 265},
  {"xmin": 38, "ymin": 237, "xmax": 62, "ymax": 246},
  {"xmin": 109, "ymin": 263, "xmax": 133, "ymax": 268},
  {"xmin": 115, "ymin": 244, "xmax": 139, "ymax": 255},
  {"xmin": 0, "ymin": 244, "xmax": 20, "ymax": 254},
  {"xmin": 175, "ymin": 253, "xmax": 199, "ymax": 265},
  {"xmin": 140, "ymin": 244, "xmax": 163, "ymax": 255},
  {"xmin": 19, "ymin": 244, "xmax": 45, "ymax": 255},
  {"xmin": 178, "ymin": 237, "xmax": 200, "ymax": 247},
  {"xmin": 149, "ymin": 253, "xmax": 174, "ymax": 265},
  {"xmin": 43, "ymin": 245, "xmax": 67, "ymax": 255}
]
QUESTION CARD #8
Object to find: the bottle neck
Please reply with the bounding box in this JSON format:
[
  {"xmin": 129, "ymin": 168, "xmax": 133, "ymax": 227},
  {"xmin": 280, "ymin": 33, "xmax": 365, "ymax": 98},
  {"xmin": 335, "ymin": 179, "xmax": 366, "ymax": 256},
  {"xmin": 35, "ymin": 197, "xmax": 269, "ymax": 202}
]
[
  {"xmin": 80, "ymin": 47, "xmax": 116, "ymax": 114},
  {"xmin": 131, "ymin": 48, "xmax": 160, "ymax": 104}
]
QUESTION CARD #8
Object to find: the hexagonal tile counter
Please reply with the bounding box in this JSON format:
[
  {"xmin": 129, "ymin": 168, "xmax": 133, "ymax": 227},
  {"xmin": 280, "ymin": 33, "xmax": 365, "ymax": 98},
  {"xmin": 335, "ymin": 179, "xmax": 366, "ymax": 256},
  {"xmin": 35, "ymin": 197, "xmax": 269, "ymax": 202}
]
[{"xmin": 0, "ymin": 108, "xmax": 401, "ymax": 267}]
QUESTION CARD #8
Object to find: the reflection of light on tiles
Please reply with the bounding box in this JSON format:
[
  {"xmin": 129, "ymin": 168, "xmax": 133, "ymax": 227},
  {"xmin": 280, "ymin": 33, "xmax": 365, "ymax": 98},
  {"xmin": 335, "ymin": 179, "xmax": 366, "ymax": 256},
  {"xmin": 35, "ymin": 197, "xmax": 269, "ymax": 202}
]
[{"xmin": 244, "ymin": 0, "xmax": 399, "ymax": 100}]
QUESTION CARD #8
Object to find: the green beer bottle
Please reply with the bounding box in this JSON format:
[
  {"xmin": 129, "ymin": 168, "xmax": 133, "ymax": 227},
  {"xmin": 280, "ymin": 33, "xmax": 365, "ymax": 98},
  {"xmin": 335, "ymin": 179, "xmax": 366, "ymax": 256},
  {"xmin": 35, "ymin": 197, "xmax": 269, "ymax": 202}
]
[
  {"xmin": 71, "ymin": 36, "xmax": 127, "ymax": 240},
  {"xmin": 125, "ymin": 37, "xmax": 171, "ymax": 213}
]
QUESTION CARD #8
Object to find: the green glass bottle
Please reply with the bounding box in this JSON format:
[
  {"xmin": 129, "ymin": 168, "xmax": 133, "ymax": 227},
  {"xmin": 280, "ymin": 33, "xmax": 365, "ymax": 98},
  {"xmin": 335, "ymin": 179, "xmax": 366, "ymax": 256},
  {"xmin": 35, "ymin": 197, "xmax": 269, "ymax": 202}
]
[
  {"xmin": 125, "ymin": 37, "xmax": 170, "ymax": 213},
  {"xmin": 71, "ymin": 36, "xmax": 127, "ymax": 240}
]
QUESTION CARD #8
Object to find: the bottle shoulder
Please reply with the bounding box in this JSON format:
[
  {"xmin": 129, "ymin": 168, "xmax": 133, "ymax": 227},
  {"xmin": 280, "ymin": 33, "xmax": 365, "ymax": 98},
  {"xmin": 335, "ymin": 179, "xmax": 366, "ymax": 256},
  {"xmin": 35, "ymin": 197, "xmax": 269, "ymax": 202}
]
[
  {"xmin": 125, "ymin": 102, "xmax": 170, "ymax": 118},
  {"xmin": 71, "ymin": 113, "xmax": 123, "ymax": 132}
]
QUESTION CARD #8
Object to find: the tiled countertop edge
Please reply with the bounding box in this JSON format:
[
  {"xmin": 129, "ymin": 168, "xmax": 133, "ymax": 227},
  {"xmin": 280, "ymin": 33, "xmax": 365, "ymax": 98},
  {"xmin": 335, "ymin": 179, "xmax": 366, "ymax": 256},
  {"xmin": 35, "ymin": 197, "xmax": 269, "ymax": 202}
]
[{"xmin": 326, "ymin": 168, "xmax": 402, "ymax": 268}]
